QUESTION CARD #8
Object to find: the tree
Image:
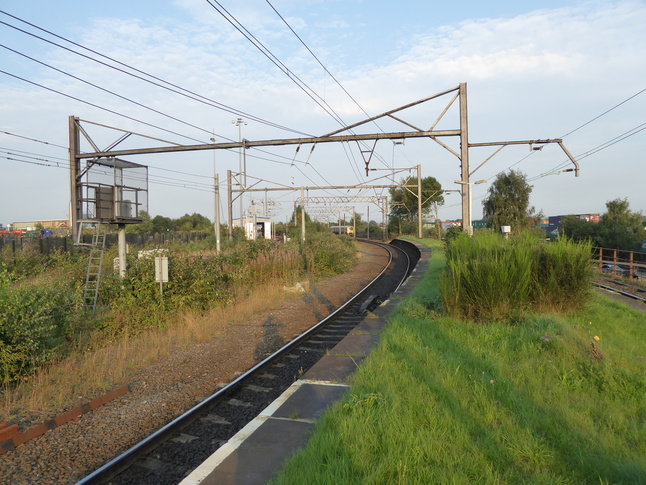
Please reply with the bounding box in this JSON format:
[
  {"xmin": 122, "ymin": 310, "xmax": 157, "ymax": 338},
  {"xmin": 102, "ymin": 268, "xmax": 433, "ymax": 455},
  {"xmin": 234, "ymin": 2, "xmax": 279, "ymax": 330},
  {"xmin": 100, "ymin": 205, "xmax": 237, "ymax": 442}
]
[
  {"xmin": 482, "ymin": 170, "xmax": 540, "ymax": 232},
  {"xmin": 560, "ymin": 199, "xmax": 644, "ymax": 251},
  {"xmin": 597, "ymin": 198, "xmax": 645, "ymax": 250},
  {"xmin": 175, "ymin": 213, "xmax": 212, "ymax": 232},
  {"xmin": 559, "ymin": 215, "xmax": 598, "ymax": 243},
  {"xmin": 151, "ymin": 215, "xmax": 173, "ymax": 233},
  {"xmin": 389, "ymin": 176, "xmax": 444, "ymax": 220},
  {"xmin": 388, "ymin": 176, "xmax": 443, "ymax": 234},
  {"xmin": 126, "ymin": 210, "xmax": 153, "ymax": 234}
]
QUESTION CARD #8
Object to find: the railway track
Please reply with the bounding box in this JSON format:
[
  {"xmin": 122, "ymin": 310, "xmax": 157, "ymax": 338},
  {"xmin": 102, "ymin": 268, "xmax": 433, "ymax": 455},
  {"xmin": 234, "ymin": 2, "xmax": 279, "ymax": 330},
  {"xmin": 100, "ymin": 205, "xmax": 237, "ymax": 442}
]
[
  {"xmin": 593, "ymin": 276, "xmax": 646, "ymax": 304},
  {"xmin": 77, "ymin": 238, "xmax": 419, "ymax": 485}
]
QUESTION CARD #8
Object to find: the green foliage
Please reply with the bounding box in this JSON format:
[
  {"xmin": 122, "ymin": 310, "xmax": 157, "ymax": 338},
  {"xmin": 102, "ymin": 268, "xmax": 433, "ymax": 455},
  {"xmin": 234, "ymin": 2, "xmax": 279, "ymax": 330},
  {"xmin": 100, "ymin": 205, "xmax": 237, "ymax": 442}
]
[
  {"xmin": 389, "ymin": 176, "xmax": 444, "ymax": 233},
  {"xmin": 99, "ymin": 239, "xmax": 302, "ymax": 335},
  {"xmin": 482, "ymin": 170, "xmax": 541, "ymax": 231},
  {"xmin": 599, "ymin": 198, "xmax": 644, "ymax": 250},
  {"xmin": 441, "ymin": 230, "xmax": 592, "ymax": 322},
  {"xmin": 126, "ymin": 211, "xmax": 214, "ymax": 235},
  {"xmin": 0, "ymin": 262, "xmax": 82, "ymax": 385},
  {"xmin": 443, "ymin": 225, "xmax": 463, "ymax": 245},
  {"xmin": 302, "ymin": 232, "xmax": 357, "ymax": 277},
  {"xmin": 560, "ymin": 198, "xmax": 645, "ymax": 251},
  {"xmin": 273, "ymin": 241, "xmax": 646, "ymax": 485},
  {"xmin": 0, "ymin": 233, "xmax": 358, "ymax": 383}
]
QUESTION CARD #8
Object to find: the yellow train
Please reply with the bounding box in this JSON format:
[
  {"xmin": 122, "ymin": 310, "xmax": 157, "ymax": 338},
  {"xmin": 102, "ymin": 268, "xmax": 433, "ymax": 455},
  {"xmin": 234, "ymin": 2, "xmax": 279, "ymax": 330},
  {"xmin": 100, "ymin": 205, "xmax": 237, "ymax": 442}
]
[{"xmin": 331, "ymin": 225, "xmax": 355, "ymax": 236}]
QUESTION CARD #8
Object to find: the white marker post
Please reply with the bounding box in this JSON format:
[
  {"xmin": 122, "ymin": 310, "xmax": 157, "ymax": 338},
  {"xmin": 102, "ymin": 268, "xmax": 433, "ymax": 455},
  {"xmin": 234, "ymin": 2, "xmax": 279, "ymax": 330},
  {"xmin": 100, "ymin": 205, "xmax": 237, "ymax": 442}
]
[{"xmin": 155, "ymin": 256, "xmax": 169, "ymax": 295}]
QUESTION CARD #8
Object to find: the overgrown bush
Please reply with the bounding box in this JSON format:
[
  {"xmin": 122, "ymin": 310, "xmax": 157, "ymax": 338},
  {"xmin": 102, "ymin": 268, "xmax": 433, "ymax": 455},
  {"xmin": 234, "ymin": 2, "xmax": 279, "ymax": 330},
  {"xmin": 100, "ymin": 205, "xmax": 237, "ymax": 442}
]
[
  {"xmin": 303, "ymin": 232, "xmax": 357, "ymax": 277},
  {"xmin": 0, "ymin": 235, "xmax": 358, "ymax": 384},
  {"xmin": 0, "ymin": 264, "xmax": 82, "ymax": 385},
  {"xmin": 441, "ymin": 230, "xmax": 592, "ymax": 322}
]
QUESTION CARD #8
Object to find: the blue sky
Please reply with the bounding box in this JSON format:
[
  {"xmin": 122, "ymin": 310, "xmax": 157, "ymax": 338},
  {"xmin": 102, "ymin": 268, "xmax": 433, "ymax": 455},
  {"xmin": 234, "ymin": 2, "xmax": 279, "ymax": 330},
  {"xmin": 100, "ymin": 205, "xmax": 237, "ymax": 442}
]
[{"xmin": 1, "ymin": 0, "xmax": 644, "ymax": 227}]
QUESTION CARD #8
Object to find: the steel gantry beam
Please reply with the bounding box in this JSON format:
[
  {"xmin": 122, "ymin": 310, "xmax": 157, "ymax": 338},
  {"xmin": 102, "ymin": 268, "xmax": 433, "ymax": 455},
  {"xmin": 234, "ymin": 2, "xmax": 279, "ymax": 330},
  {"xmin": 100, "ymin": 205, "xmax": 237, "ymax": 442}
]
[{"xmin": 69, "ymin": 83, "xmax": 580, "ymax": 239}]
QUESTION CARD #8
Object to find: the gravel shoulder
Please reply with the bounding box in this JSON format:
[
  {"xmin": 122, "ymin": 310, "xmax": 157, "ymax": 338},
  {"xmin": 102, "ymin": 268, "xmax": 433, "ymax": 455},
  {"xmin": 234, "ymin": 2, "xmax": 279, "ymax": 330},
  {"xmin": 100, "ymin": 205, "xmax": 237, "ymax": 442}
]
[{"xmin": 0, "ymin": 240, "xmax": 389, "ymax": 485}]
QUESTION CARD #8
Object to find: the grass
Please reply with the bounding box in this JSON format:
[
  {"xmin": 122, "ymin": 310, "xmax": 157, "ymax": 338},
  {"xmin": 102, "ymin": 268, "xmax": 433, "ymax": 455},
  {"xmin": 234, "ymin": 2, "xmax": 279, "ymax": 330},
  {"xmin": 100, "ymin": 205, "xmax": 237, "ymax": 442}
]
[
  {"xmin": 1, "ymin": 280, "xmax": 303, "ymax": 424},
  {"xmin": 271, "ymin": 239, "xmax": 646, "ymax": 485}
]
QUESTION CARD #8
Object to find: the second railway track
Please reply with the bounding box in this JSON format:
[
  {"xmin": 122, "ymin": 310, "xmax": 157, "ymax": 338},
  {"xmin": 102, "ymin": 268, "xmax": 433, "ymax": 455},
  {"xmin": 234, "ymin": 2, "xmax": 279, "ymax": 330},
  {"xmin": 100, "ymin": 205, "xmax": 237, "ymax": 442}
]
[{"xmin": 77, "ymin": 238, "xmax": 420, "ymax": 485}]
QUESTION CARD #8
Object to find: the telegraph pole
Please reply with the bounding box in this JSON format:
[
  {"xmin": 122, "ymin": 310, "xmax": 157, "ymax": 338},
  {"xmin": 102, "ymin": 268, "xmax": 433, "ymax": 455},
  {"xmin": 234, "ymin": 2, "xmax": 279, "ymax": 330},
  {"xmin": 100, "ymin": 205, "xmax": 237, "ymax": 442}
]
[
  {"xmin": 211, "ymin": 133, "xmax": 221, "ymax": 253},
  {"xmin": 417, "ymin": 164, "xmax": 423, "ymax": 239},
  {"xmin": 68, "ymin": 116, "xmax": 81, "ymax": 242},
  {"xmin": 301, "ymin": 186, "xmax": 306, "ymax": 242},
  {"xmin": 459, "ymin": 82, "xmax": 471, "ymax": 234},
  {"xmin": 232, "ymin": 118, "xmax": 246, "ymax": 227}
]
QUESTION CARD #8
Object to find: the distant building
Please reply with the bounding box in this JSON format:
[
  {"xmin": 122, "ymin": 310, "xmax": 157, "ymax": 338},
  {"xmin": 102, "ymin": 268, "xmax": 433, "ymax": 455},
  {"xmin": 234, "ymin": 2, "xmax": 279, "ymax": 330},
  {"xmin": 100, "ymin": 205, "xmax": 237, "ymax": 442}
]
[
  {"xmin": 472, "ymin": 219, "xmax": 488, "ymax": 230},
  {"xmin": 548, "ymin": 214, "xmax": 600, "ymax": 236},
  {"xmin": 441, "ymin": 220, "xmax": 462, "ymax": 230},
  {"xmin": 232, "ymin": 216, "xmax": 273, "ymax": 240},
  {"xmin": 8, "ymin": 220, "xmax": 69, "ymax": 232}
]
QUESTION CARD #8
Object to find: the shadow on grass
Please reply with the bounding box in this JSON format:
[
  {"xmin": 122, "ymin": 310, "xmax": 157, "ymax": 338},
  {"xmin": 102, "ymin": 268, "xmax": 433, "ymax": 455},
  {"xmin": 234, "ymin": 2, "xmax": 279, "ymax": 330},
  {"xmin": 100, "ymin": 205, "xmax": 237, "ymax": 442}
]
[{"xmin": 389, "ymin": 322, "xmax": 644, "ymax": 483}]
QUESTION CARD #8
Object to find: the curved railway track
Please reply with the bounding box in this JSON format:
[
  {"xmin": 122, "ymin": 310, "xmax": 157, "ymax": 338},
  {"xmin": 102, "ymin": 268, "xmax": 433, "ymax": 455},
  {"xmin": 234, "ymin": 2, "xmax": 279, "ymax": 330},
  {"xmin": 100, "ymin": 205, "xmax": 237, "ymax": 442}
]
[{"xmin": 77, "ymin": 238, "xmax": 419, "ymax": 485}]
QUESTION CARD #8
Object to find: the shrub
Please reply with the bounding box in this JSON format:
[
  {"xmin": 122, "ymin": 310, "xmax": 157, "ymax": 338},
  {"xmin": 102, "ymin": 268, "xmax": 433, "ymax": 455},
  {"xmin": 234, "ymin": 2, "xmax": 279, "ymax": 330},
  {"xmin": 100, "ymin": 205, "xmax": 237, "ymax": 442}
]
[
  {"xmin": 0, "ymin": 266, "xmax": 80, "ymax": 385},
  {"xmin": 441, "ymin": 230, "xmax": 592, "ymax": 322}
]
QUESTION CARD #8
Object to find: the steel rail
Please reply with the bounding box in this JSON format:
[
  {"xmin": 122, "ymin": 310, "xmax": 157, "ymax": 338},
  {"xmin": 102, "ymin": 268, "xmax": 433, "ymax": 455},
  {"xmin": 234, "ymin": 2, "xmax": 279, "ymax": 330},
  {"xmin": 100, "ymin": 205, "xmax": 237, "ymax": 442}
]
[
  {"xmin": 77, "ymin": 240, "xmax": 404, "ymax": 484},
  {"xmin": 593, "ymin": 281, "xmax": 646, "ymax": 304}
]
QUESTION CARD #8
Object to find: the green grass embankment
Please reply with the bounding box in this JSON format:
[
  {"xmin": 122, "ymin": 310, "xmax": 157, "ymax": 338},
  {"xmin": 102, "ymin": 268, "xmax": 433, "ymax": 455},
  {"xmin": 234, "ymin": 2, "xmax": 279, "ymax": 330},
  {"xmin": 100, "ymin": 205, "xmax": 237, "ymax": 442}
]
[{"xmin": 272, "ymin": 239, "xmax": 646, "ymax": 484}]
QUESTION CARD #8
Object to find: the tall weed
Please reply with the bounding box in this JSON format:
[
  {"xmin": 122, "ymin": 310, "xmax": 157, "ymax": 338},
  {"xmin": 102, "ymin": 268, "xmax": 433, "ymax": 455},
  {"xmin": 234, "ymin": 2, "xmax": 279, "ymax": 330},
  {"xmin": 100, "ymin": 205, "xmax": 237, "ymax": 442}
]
[{"xmin": 442, "ymin": 231, "xmax": 592, "ymax": 322}]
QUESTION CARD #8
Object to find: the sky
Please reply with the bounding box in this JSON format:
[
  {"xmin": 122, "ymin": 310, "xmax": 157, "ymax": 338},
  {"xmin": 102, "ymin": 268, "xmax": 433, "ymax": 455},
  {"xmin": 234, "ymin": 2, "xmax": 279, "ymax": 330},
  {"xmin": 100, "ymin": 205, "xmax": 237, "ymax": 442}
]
[{"xmin": 1, "ymin": 0, "xmax": 644, "ymax": 228}]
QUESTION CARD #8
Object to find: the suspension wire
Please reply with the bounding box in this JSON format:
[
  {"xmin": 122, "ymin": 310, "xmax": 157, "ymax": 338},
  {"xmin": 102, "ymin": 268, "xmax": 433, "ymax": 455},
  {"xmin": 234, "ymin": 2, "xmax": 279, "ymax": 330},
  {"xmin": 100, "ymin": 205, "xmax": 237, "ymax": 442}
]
[
  {"xmin": 0, "ymin": 69, "xmax": 208, "ymax": 144},
  {"xmin": 1, "ymin": 43, "xmax": 220, "ymax": 138},
  {"xmin": 263, "ymin": 0, "xmax": 393, "ymax": 175},
  {"xmin": 486, "ymin": 89, "xmax": 645, "ymax": 182},
  {"xmin": 204, "ymin": 0, "xmax": 345, "ymax": 126},
  {"xmin": 264, "ymin": 0, "xmax": 385, "ymax": 134},
  {"xmin": 528, "ymin": 122, "xmax": 646, "ymax": 182},
  {"xmin": 560, "ymin": 88, "xmax": 645, "ymax": 138},
  {"xmin": 0, "ymin": 11, "xmax": 312, "ymax": 137},
  {"xmin": 204, "ymin": 0, "xmax": 369, "ymax": 179}
]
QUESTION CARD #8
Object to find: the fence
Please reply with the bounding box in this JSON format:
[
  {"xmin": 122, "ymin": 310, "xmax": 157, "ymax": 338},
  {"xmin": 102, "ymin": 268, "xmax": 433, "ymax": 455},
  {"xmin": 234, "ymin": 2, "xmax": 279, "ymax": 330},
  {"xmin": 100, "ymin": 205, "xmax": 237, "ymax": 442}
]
[
  {"xmin": 593, "ymin": 246, "xmax": 646, "ymax": 281},
  {"xmin": 0, "ymin": 232, "xmax": 209, "ymax": 257}
]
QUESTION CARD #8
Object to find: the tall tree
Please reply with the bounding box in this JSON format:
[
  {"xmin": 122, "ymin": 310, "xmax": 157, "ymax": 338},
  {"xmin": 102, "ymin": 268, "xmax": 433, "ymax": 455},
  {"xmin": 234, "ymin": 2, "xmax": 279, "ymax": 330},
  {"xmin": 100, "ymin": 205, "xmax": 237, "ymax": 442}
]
[
  {"xmin": 175, "ymin": 213, "xmax": 212, "ymax": 232},
  {"xmin": 482, "ymin": 170, "xmax": 540, "ymax": 231},
  {"xmin": 389, "ymin": 175, "xmax": 443, "ymax": 235},
  {"xmin": 598, "ymin": 198, "xmax": 645, "ymax": 250},
  {"xmin": 559, "ymin": 215, "xmax": 598, "ymax": 243},
  {"xmin": 389, "ymin": 176, "xmax": 444, "ymax": 222}
]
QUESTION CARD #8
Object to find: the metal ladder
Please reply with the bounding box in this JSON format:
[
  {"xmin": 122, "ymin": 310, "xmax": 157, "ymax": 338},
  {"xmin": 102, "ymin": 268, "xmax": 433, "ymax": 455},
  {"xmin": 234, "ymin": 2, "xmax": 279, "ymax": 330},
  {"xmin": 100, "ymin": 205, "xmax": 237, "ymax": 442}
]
[{"xmin": 82, "ymin": 224, "xmax": 107, "ymax": 314}]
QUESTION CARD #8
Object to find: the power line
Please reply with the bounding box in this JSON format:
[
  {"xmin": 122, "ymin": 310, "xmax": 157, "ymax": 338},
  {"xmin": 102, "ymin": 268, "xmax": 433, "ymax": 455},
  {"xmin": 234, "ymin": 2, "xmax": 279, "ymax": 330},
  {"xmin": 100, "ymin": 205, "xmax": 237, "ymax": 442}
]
[
  {"xmin": 490, "ymin": 88, "xmax": 646, "ymax": 181},
  {"xmin": 0, "ymin": 43, "xmax": 219, "ymax": 139},
  {"xmin": 205, "ymin": 1, "xmax": 377, "ymax": 180},
  {"xmin": 528, "ymin": 122, "xmax": 646, "ymax": 182},
  {"xmin": 263, "ymin": 0, "xmax": 391, "ymax": 177},
  {"xmin": 264, "ymin": 0, "xmax": 384, "ymax": 133},
  {"xmin": 204, "ymin": 0, "xmax": 346, "ymax": 127},
  {"xmin": 0, "ymin": 10, "xmax": 312, "ymax": 138},
  {"xmin": 1, "ymin": 130, "xmax": 68, "ymax": 150},
  {"xmin": 560, "ymin": 88, "xmax": 645, "ymax": 138},
  {"xmin": 1, "ymin": 153, "xmax": 217, "ymax": 193},
  {"xmin": 0, "ymin": 69, "xmax": 208, "ymax": 144}
]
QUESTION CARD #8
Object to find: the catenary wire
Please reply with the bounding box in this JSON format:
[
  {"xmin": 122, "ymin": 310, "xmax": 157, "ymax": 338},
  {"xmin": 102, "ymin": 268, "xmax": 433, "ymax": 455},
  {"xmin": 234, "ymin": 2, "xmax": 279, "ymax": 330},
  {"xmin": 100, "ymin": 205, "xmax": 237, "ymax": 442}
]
[
  {"xmin": 0, "ymin": 69, "xmax": 209, "ymax": 144},
  {"xmin": 0, "ymin": 11, "xmax": 312, "ymax": 137},
  {"xmin": 0, "ymin": 18, "xmax": 351, "ymax": 184},
  {"xmin": 264, "ymin": 0, "xmax": 385, "ymax": 135},
  {"xmin": 0, "ymin": 43, "xmax": 223, "ymax": 139},
  {"xmin": 485, "ymin": 89, "xmax": 646, "ymax": 183},
  {"xmin": 203, "ymin": 0, "xmax": 368, "ymax": 179}
]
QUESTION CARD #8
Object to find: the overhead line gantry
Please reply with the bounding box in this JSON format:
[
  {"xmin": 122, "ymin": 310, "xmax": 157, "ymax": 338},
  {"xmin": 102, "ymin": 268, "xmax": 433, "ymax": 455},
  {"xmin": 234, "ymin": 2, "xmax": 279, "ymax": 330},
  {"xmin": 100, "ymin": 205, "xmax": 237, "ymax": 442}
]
[{"xmin": 69, "ymin": 83, "xmax": 580, "ymax": 241}]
